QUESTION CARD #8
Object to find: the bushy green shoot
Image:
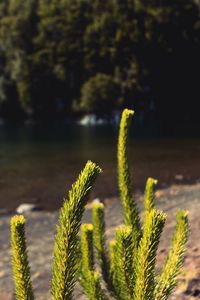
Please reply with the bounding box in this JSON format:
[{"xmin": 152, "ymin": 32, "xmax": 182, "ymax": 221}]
[
  {"xmin": 78, "ymin": 109, "xmax": 188, "ymax": 300},
  {"xmin": 118, "ymin": 108, "xmax": 141, "ymax": 244},
  {"xmin": 113, "ymin": 225, "xmax": 134, "ymax": 300},
  {"xmin": 92, "ymin": 203, "xmax": 111, "ymax": 289},
  {"xmin": 144, "ymin": 177, "xmax": 158, "ymax": 213},
  {"xmin": 51, "ymin": 161, "xmax": 101, "ymax": 300},
  {"xmin": 80, "ymin": 224, "xmax": 107, "ymax": 300},
  {"xmin": 133, "ymin": 210, "xmax": 166, "ymax": 300},
  {"xmin": 155, "ymin": 210, "xmax": 189, "ymax": 300},
  {"xmin": 10, "ymin": 215, "xmax": 34, "ymax": 300}
]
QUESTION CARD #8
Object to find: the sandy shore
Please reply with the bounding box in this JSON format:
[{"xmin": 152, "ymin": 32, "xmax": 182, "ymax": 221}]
[{"xmin": 1, "ymin": 183, "xmax": 200, "ymax": 299}]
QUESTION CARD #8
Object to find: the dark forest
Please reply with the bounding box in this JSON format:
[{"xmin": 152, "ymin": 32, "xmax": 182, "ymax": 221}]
[{"xmin": 0, "ymin": 0, "xmax": 200, "ymax": 134}]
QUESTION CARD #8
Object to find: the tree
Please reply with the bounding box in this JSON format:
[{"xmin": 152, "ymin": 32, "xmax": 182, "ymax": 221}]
[
  {"xmin": 34, "ymin": 0, "xmax": 92, "ymax": 116},
  {"xmin": 77, "ymin": 73, "xmax": 121, "ymax": 114},
  {"xmin": 0, "ymin": 0, "xmax": 38, "ymax": 113},
  {"xmin": 83, "ymin": 0, "xmax": 141, "ymax": 108},
  {"xmin": 0, "ymin": 0, "xmax": 200, "ymax": 126},
  {"xmin": 141, "ymin": 0, "xmax": 200, "ymax": 133}
]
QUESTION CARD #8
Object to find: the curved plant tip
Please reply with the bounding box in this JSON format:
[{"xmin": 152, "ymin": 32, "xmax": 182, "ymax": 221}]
[
  {"xmin": 118, "ymin": 108, "xmax": 141, "ymax": 243},
  {"xmin": 144, "ymin": 177, "xmax": 158, "ymax": 213}
]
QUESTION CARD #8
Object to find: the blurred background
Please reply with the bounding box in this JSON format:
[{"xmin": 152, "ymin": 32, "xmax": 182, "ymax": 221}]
[{"xmin": 1, "ymin": 0, "xmax": 200, "ymax": 211}]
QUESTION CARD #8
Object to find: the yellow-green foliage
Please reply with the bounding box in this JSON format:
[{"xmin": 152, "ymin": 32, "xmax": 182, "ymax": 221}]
[
  {"xmin": 118, "ymin": 109, "xmax": 141, "ymax": 244},
  {"xmin": 113, "ymin": 225, "xmax": 134, "ymax": 300},
  {"xmin": 133, "ymin": 210, "xmax": 166, "ymax": 300},
  {"xmin": 10, "ymin": 215, "xmax": 34, "ymax": 300},
  {"xmin": 109, "ymin": 239, "xmax": 117, "ymax": 287},
  {"xmin": 92, "ymin": 203, "xmax": 111, "ymax": 290},
  {"xmin": 79, "ymin": 108, "xmax": 188, "ymax": 300},
  {"xmin": 81, "ymin": 224, "xmax": 94, "ymax": 273},
  {"xmin": 144, "ymin": 177, "xmax": 158, "ymax": 213},
  {"xmin": 155, "ymin": 210, "xmax": 189, "ymax": 300},
  {"xmin": 51, "ymin": 161, "xmax": 101, "ymax": 300},
  {"xmin": 9, "ymin": 109, "xmax": 188, "ymax": 300},
  {"xmin": 80, "ymin": 224, "xmax": 107, "ymax": 300}
]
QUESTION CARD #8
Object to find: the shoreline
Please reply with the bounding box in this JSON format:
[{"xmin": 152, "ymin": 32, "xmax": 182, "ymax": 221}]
[
  {"xmin": 0, "ymin": 182, "xmax": 200, "ymax": 299},
  {"xmin": 1, "ymin": 179, "xmax": 200, "ymax": 214}
]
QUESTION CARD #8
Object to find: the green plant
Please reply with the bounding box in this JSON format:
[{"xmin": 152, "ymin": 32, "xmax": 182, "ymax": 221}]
[
  {"xmin": 78, "ymin": 109, "xmax": 188, "ymax": 300},
  {"xmin": 11, "ymin": 215, "xmax": 34, "ymax": 300},
  {"xmin": 10, "ymin": 161, "xmax": 101, "ymax": 300},
  {"xmin": 10, "ymin": 109, "xmax": 188, "ymax": 300}
]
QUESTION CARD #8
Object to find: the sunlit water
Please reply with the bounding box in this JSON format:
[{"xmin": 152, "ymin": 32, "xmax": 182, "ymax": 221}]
[{"xmin": 0, "ymin": 123, "xmax": 200, "ymax": 211}]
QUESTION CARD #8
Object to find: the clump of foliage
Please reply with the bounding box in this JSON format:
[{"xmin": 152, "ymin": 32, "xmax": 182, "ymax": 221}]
[
  {"xmin": 11, "ymin": 215, "xmax": 34, "ymax": 300},
  {"xmin": 77, "ymin": 109, "xmax": 188, "ymax": 300},
  {"xmin": 76, "ymin": 73, "xmax": 121, "ymax": 114},
  {"xmin": 11, "ymin": 161, "xmax": 102, "ymax": 300},
  {"xmin": 51, "ymin": 161, "xmax": 101, "ymax": 300},
  {"xmin": 10, "ymin": 109, "xmax": 188, "ymax": 299}
]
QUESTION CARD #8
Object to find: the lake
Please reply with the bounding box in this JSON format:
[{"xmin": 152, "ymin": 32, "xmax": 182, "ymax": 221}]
[{"xmin": 0, "ymin": 123, "xmax": 200, "ymax": 211}]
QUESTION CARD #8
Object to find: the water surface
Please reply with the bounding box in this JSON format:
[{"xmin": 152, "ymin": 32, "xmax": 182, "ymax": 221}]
[{"xmin": 0, "ymin": 124, "xmax": 200, "ymax": 211}]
